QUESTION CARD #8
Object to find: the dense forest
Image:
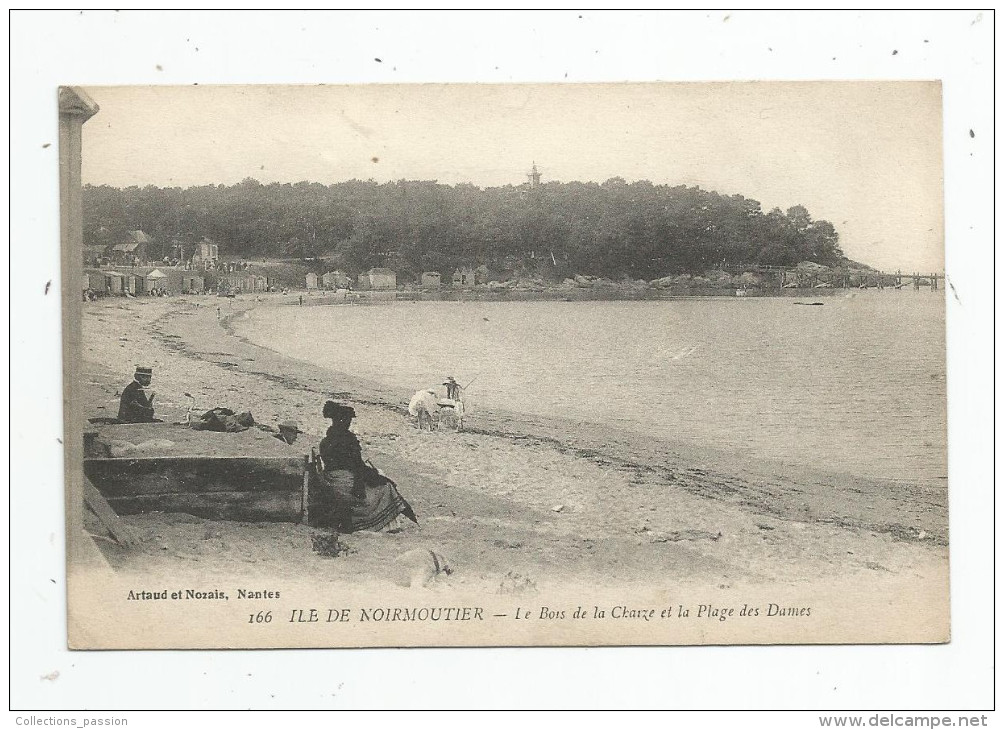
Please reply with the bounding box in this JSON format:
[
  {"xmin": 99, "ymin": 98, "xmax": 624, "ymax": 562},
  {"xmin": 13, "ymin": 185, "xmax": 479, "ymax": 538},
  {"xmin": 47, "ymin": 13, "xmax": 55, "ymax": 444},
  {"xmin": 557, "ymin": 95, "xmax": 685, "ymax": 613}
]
[{"xmin": 83, "ymin": 178, "xmax": 846, "ymax": 281}]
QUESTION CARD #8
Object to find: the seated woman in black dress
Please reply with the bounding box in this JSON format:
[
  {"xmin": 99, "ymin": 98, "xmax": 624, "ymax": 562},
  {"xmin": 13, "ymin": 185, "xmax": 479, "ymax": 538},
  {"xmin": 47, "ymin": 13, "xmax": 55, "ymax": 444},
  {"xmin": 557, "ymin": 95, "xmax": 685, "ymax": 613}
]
[{"xmin": 313, "ymin": 401, "xmax": 417, "ymax": 532}]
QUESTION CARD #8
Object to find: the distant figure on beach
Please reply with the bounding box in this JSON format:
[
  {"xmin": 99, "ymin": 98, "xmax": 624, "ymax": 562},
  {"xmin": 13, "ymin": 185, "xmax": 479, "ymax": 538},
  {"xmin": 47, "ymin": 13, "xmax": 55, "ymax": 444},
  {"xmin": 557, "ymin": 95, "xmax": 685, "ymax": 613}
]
[
  {"xmin": 440, "ymin": 376, "xmax": 466, "ymax": 431},
  {"xmin": 443, "ymin": 376, "xmax": 462, "ymax": 401},
  {"xmin": 313, "ymin": 401, "xmax": 418, "ymax": 532},
  {"xmin": 408, "ymin": 389, "xmax": 438, "ymax": 430},
  {"xmin": 299, "ymin": 295, "xmax": 303, "ymax": 306},
  {"xmin": 216, "ymin": 305, "xmax": 221, "ymax": 320},
  {"xmin": 117, "ymin": 366, "xmax": 157, "ymax": 423}
]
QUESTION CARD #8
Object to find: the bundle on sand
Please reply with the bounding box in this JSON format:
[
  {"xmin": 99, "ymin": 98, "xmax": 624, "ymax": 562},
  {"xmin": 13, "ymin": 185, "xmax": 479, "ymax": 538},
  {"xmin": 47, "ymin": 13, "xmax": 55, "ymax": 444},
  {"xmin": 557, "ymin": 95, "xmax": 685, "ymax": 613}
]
[{"xmin": 190, "ymin": 407, "xmax": 256, "ymax": 433}]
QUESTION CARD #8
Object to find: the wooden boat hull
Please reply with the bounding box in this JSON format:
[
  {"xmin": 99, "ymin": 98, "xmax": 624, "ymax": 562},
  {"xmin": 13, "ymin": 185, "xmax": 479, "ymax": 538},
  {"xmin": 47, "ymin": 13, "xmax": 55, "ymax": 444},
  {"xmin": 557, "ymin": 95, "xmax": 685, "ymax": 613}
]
[{"xmin": 83, "ymin": 423, "xmax": 308, "ymax": 523}]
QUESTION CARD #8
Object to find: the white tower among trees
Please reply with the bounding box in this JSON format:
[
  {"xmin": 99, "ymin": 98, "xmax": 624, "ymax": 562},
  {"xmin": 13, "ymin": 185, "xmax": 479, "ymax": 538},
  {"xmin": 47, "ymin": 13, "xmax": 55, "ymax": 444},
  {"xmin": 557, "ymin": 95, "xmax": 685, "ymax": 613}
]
[{"xmin": 527, "ymin": 161, "xmax": 542, "ymax": 188}]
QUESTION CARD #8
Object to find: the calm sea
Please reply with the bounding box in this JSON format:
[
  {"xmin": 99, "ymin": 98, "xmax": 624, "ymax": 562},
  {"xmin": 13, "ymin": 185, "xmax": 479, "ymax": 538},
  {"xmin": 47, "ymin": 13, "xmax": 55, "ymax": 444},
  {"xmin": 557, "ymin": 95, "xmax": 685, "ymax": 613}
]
[{"xmin": 243, "ymin": 293, "xmax": 947, "ymax": 487}]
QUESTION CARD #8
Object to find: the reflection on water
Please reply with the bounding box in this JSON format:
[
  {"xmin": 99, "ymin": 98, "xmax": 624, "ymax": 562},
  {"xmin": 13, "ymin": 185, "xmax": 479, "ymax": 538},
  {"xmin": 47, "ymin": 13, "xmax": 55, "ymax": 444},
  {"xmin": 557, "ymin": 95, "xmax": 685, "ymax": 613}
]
[{"xmin": 245, "ymin": 292, "xmax": 947, "ymax": 487}]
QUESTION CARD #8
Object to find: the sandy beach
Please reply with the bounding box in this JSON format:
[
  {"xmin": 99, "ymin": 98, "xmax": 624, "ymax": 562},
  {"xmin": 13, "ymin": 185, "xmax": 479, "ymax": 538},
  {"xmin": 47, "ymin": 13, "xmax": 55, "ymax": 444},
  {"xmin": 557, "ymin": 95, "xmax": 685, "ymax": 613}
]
[{"xmin": 79, "ymin": 295, "xmax": 948, "ymax": 599}]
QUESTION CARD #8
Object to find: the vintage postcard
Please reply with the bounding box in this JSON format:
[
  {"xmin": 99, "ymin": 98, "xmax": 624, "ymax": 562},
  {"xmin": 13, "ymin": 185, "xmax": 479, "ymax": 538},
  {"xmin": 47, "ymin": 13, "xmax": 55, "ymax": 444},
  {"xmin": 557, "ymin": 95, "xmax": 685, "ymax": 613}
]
[{"xmin": 61, "ymin": 82, "xmax": 948, "ymax": 649}]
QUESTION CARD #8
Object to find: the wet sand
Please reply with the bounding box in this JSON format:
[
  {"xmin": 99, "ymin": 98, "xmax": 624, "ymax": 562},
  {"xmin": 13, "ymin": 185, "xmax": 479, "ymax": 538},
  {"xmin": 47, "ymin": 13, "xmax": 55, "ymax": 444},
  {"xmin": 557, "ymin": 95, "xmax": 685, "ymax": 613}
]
[{"xmin": 79, "ymin": 295, "xmax": 948, "ymax": 595}]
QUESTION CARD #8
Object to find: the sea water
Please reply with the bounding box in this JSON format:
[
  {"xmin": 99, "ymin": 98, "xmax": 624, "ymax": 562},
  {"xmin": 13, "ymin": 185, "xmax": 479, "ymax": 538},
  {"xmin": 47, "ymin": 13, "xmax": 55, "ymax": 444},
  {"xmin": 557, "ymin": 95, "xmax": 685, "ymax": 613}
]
[{"xmin": 243, "ymin": 292, "xmax": 947, "ymax": 487}]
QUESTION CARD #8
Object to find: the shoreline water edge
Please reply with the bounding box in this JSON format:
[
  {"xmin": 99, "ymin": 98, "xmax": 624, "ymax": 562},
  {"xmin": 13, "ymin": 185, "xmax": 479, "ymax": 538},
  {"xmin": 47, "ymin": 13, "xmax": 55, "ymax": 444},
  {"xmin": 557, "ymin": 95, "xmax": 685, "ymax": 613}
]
[{"xmin": 79, "ymin": 294, "xmax": 948, "ymax": 597}]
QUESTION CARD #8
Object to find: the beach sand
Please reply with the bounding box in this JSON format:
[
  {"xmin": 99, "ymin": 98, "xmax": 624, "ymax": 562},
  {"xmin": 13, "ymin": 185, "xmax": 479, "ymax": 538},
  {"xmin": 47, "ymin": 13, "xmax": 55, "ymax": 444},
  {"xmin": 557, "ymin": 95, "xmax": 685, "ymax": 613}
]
[{"xmin": 79, "ymin": 295, "xmax": 948, "ymax": 597}]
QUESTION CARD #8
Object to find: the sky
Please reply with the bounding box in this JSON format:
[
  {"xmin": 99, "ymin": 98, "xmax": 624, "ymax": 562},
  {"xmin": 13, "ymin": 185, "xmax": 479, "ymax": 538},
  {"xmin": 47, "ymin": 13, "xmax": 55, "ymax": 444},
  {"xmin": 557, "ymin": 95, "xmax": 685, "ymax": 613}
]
[{"xmin": 81, "ymin": 82, "xmax": 945, "ymax": 272}]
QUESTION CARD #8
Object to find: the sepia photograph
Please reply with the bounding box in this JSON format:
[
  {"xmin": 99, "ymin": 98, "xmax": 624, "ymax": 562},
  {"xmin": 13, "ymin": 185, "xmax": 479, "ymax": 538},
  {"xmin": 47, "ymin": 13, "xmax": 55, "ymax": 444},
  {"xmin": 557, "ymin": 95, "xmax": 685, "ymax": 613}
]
[
  {"xmin": 62, "ymin": 81, "xmax": 948, "ymax": 649},
  {"xmin": 12, "ymin": 8, "xmax": 993, "ymax": 714}
]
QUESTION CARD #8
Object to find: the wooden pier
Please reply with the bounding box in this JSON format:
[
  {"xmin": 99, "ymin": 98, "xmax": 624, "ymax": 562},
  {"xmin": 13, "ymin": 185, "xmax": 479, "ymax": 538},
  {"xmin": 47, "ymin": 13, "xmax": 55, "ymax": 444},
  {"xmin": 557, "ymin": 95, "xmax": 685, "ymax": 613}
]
[{"xmin": 724, "ymin": 265, "xmax": 943, "ymax": 291}]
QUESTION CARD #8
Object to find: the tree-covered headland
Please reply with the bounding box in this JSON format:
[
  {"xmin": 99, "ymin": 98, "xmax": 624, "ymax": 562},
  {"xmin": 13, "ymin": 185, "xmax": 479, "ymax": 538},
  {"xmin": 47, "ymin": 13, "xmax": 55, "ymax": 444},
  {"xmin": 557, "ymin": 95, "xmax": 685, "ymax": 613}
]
[{"xmin": 83, "ymin": 177, "xmax": 847, "ymax": 282}]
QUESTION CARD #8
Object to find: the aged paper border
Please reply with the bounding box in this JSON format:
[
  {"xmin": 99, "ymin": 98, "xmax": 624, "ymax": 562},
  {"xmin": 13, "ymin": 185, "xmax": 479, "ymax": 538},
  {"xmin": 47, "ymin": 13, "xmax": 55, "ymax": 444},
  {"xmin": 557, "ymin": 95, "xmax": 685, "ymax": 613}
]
[{"xmin": 9, "ymin": 7, "xmax": 995, "ymax": 714}]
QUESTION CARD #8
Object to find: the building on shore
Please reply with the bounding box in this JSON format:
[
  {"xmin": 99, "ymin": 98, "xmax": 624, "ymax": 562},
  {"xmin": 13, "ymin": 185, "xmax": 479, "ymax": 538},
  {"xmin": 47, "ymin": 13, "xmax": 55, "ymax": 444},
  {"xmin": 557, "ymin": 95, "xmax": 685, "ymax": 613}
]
[
  {"xmin": 165, "ymin": 233, "xmax": 191, "ymax": 264},
  {"xmin": 357, "ymin": 267, "xmax": 397, "ymax": 290},
  {"xmin": 108, "ymin": 230, "xmax": 152, "ymax": 266},
  {"xmin": 182, "ymin": 275, "xmax": 206, "ymax": 293},
  {"xmin": 420, "ymin": 271, "xmax": 442, "ymax": 288},
  {"xmin": 321, "ymin": 270, "xmax": 353, "ymax": 290},
  {"xmin": 452, "ymin": 267, "xmax": 475, "ymax": 287},
  {"xmin": 101, "ymin": 270, "xmax": 125, "ymax": 295},
  {"xmin": 101, "ymin": 266, "xmax": 186, "ymax": 295},
  {"xmin": 84, "ymin": 244, "xmax": 110, "ymax": 268},
  {"xmin": 127, "ymin": 273, "xmax": 145, "ymax": 295},
  {"xmin": 83, "ymin": 269, "xmax": 108, "ymax": 293},
  {"xmin": 221, "ymin": 273, "xmax": 270, "ymax": 293},
  {"xmin": 190, "ymin": 237, "xmax": 219, "ymax": 270}
]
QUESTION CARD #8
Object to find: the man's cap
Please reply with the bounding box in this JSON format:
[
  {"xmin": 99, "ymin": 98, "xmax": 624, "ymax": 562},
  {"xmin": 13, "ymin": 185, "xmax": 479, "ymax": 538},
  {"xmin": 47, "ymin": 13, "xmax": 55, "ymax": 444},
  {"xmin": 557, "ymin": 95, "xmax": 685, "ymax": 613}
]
[
  {"xmin": 135, "ymin": 366, "xmax": 153, "ymax": 375},
  {"xmin": 278, "ymin": 420, "xmax": 302, "ymax": 433}
]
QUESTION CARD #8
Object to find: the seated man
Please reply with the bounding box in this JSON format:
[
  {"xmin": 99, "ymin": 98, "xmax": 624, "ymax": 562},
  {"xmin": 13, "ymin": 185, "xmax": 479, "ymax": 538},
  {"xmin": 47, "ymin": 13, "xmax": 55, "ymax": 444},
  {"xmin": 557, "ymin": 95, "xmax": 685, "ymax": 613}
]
[{"xmin": 117, "ymin": 366, "xmax": 156, "ymax": 423}]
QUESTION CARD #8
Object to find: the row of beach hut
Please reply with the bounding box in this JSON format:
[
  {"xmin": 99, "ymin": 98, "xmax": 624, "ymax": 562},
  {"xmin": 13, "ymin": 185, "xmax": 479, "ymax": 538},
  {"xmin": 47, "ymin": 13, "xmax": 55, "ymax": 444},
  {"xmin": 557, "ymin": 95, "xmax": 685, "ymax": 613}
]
[
  {"xmin": 83, "ymin": 268, "xmax": 209, "ymax": 295},
  {"xmin": 306, "ymin": 269, "xmax": 398, "ymax": 291},
  {"xmin": 303, "ymin": 267, "xmax": 490, "ymax": 291},
  {"xmin": 217, "ymin": 273, "xmax": 272, "ymax": 293}
]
